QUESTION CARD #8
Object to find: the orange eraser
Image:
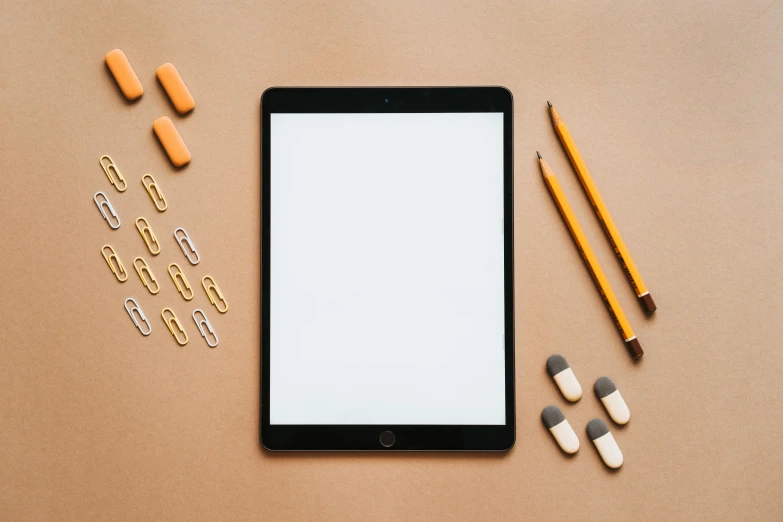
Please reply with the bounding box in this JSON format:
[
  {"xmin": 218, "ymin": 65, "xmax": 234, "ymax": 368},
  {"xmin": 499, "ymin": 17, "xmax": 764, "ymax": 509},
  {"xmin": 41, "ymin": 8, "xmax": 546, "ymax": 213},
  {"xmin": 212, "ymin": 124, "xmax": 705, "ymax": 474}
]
[
  {"xmin": 156, "ymin": 63, "xmax": 195, "ymax": 114},
  {"xmin": 153, "ymin": 117, "xmax": 191, "ymax": 167},
  {"xmin": 104, "ymin": 49, "xmax": 143, "ymax": 101}
]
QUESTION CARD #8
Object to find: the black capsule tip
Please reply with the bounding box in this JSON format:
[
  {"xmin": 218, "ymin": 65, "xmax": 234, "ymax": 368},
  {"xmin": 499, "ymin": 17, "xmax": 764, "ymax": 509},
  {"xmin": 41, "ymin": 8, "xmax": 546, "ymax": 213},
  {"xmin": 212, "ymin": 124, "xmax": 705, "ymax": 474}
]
[
  {"xmin": 536, "ymin": 151, "xmax": 542, "ymax": 159},
  {"xmin": 586, "ymin": 418, "xmax": 610, "ymax": 440},
  {"xmin": 546, "ymin": 354, "xmax": 569, "ymax": 377},
  {"xmin": 542, "ymin": 406, "xmax": 565, "ymax": 429},
  {"xmin": 594, "ymin": 376, "xmax": 618, "ymax": 399}
]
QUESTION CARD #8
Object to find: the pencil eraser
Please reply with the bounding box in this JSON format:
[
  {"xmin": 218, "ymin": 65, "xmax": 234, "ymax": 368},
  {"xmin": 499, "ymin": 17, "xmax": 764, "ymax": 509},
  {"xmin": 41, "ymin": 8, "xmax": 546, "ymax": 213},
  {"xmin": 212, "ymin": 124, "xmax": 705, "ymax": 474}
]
[
  {"xmin": 105, "ymin": 49, "xmax": 143, "ymax": 101},
  {"xmin": 595, "ymin": 376, "xmax": 630, "ymax": 425},
  {"xmin": 546, "ymin": 354, "xmax": 582, "ymax": 402},
  {"xmin": 587, "ymin": 418, "xmax": 623, "ymax": 468},
  {"xmin": 639, "ymin": 293, "xmax": 657, "ymax": 314},
  {"xmin": 156, "ymin": 63, "xmax": 195, "ymax": 114},
  {"xmin": 542, "ymin": 406, "xmax": 579, "ymax": 454},
  {"xmin": 153, "ymin": 116, "xmax": 191, "ymax": 167},
  {"xmin": 626, "ymin": 337, "xmax": 644, "ymax": 358}
]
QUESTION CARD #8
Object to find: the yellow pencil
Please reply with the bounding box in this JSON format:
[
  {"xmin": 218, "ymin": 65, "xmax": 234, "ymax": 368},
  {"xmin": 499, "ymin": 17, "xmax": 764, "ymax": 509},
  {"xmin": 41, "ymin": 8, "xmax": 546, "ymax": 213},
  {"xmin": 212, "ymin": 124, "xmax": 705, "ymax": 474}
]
[
  {"xmin": 538, "ymin": 152, "xmax": 643, "ymax": 358},
  {"xmin": 548, "ymin": 101, "xmax": 656, "ymax": 313}
]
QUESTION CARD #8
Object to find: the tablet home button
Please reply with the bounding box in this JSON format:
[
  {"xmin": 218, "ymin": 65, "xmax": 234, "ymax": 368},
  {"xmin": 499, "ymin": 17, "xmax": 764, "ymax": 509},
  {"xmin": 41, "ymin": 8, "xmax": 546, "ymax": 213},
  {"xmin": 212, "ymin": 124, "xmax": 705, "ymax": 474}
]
[{"xmin": 379, "ymin": 430, "xmax": 395, "ymax": 448}]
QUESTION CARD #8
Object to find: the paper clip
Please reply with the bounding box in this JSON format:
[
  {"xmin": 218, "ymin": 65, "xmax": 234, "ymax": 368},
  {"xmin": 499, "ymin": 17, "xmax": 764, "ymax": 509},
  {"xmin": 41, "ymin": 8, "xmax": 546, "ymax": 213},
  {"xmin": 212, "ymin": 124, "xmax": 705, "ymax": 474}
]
[
  {"xmin": 99, "ymin": 155, "xmax": 127, "ymax": 192},
  {"xmin": 167, "ymin": 263, "xmax": 194, "ymax": 300},
  {"xmin": 93, "ymin": 191, "xmax": 121, "ymax": 229},
  {"xmin": 201, "ymin": 275, "xmax": 228, "ymax": 313},
  {"xmin": 133, "ymin": 257, "xmax": 160, "ymax": 295},
  {"xmin": 102, "ymin": 245, "xmax": 127, "ymax": 282},
  {"xmin": 125, "ymin": 297, "xmax": 151, "ymax": 336},
  {"xmin": 162, "ymin": 308, "xmax": 188, "ymax": 346},
  {"xmin": 141, "ymin": 173, "xmax": 167, "ymax": 212},
  {"xmin": 174, "ymin": 227, "xmax": 200, "ymax": 265},
  {"xmin": 135, "ymin": 217, "xmax": 161, "ymax": 255},
  {"xmin": 192, "ymin": 309, "xmax": 218, "ymax": 347}
]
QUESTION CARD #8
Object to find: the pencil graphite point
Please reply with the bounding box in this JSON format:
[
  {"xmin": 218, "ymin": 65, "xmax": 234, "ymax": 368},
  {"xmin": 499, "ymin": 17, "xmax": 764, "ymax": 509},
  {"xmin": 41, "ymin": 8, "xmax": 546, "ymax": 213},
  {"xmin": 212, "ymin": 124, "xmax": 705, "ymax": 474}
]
[
  {"xmin": 547, "ymin": 100, "xmax": 553, "ymax": 108},
  {"xmin": 538, "ymin": 154, "xmax": 553, "ymax": 178}
]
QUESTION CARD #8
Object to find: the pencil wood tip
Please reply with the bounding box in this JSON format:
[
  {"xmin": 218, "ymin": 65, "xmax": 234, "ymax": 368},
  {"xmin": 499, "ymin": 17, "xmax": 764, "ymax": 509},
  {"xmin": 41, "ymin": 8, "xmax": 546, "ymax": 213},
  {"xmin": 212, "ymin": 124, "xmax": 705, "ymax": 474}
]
[
  {"xmin": 547, "ymin": 100, "xmax": 553, "ymax": 108},
  {"xmin": 536, "ymin": 151, "xmax": 542, "ymax": 159}
]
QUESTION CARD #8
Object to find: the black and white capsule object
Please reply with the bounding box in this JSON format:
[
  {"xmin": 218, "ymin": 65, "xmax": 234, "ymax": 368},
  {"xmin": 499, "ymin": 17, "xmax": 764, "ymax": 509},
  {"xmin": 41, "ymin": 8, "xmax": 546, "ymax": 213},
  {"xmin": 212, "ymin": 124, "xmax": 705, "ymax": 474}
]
[
  {"xmin": 587, "ymin": 418, "xmax": 623, "ymax": 468},
  {"xmin": 594, "ymin": 376, "xmax": 630, "ymax": 424},
  {"xmin": 541, "ymin": 406, "xmax": 579, "ymax": 454},
  {"xmin": 546, "ymin": 354, "xmax": 582, "ymax": 402}
]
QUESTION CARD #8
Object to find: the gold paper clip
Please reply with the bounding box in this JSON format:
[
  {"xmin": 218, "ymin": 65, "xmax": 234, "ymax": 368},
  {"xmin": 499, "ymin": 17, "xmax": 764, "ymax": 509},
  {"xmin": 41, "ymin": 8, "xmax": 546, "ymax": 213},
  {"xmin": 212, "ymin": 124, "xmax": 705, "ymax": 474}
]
[
  {"xmin": 141, "ymin": 173, "xmax": 167, "ymax": 212},
  {"xmin": 94, "ymin": 191, "xmax": 121, "ymax": 229},
  {"xmin": 135, "ymin": 217, "xmax": 161, "ymax": 255},
  {"xmin": 133, "ymin": 257, "xmax": 160, "ymax": 294},
  {"xmin": 99, "ymin": 155, "xmax": 127, "ymax": 192},
  {"xmin": 102, "ymin": 245, "xmax": 127, "ymax": 282},
  {"xmin": 167, "ymin": 263, "xmax": 193, "ymax": 300},
  {"xmin": 161, "ymin": 308, "xmax": 188, "ymax": 346},
  {"xmin": 192, "ymin": 309, "xmax": 218, "ymax": 347},
  {"xmin": 201, "ymin": 275, "xmax": 228, "ymax": 313},
  {"xmin": 174, "ymin": 227, "xmax": 200, "ymax": 265},
  {"xmin": 125, "ymin": 297, "xmax": 152, "ymax": 336}
]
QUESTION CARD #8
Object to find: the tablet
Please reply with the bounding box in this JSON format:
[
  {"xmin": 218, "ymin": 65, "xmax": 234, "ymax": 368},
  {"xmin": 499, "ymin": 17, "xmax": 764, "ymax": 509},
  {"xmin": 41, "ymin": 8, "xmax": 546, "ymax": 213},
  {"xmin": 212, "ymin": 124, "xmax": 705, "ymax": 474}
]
[{"xmin": 261, "ymin": 87, "xmax": 514, "ymax": 451}]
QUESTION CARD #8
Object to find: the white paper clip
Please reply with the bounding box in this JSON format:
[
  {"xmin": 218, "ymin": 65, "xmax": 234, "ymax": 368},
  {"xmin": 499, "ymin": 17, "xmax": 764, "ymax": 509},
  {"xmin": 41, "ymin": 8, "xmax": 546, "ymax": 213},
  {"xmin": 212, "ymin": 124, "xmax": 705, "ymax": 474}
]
[
  {"xmin": 174, "ymin": 227, "xmax": 200, "ymax": 265},
  {"xmin": 94, "ymin": 191, "xmax": 120, "ymax": 229},
  {"xmin": 125, "ymin": 298, "xmax": 151, "ymax": 336},
  {"xmin": 192, "ymin": 309, "xmax": 218, "ymax": 347}
]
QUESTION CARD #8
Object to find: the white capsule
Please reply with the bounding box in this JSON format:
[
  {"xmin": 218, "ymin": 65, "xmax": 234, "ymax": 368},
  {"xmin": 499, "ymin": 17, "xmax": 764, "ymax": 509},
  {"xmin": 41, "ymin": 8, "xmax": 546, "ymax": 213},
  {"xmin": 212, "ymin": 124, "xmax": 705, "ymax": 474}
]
[
  {"xmin": 546, "ymin": 354, "xmax": 582, "ymax": 402},
  {"xmin": 542, "ymin": 406, "xmax": 579, "ymax": 454},
  {"xmin": 587, "ymin": 418, "xmax": 623, "ymax": 468},
  {"xmin": 594, "ymin": 376, "xmax": 630, "ymax": 424}
]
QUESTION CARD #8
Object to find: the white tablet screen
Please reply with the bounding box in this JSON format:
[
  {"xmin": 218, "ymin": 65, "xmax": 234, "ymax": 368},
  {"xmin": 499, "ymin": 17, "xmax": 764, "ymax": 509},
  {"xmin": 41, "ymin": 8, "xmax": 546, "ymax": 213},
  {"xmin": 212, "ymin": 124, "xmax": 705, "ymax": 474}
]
[{"xmin": 270, "ymin": 113, "xmax": 506, "ymax": 425}]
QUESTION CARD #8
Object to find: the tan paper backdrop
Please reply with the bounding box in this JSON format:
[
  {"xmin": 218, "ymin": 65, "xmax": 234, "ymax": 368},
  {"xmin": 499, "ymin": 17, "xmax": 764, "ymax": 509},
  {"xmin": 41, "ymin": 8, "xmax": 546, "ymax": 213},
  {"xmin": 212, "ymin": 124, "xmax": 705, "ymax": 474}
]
[{"xmin": 1, "ymin": 1, "xmax": 781, "ymax": 520}]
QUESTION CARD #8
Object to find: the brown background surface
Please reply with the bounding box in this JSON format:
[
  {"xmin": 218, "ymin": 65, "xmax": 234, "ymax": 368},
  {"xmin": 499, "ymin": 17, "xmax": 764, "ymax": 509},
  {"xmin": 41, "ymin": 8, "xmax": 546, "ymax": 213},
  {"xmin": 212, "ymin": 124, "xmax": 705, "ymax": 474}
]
[{"xmin": 1, "ymin": 1, "xmax": 782, "ymax": 520}]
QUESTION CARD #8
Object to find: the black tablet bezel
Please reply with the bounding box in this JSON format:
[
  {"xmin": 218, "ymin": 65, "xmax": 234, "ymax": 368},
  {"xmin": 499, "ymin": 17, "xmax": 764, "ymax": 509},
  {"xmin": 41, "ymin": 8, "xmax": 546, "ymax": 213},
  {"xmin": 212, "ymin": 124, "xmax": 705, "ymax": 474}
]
[{"xmin": 261, "ymin": 87, "xmax": 514, "ymax": 451}]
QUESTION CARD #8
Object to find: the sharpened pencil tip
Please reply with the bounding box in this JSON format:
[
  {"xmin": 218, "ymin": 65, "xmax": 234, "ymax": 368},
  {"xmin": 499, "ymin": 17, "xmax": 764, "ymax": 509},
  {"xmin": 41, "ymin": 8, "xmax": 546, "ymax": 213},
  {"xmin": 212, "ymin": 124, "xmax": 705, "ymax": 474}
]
[
  {"xmin": 547, "ymin": 100, "xmax": 552, "ymax": 108},
  {"xmin": 536, "ymin": 151, "xmax": 542, "ymax": 159}
]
